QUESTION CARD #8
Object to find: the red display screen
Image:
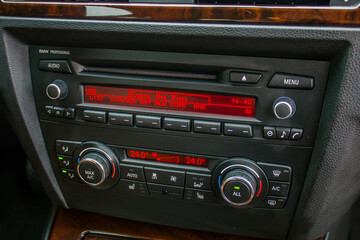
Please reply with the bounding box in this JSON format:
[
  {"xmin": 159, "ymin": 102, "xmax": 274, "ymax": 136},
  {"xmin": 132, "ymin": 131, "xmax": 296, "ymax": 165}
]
[
  {"xmin": 84, "ymin": 85, "xmax": 255, "ymax": 118},
  {"xmin": 126, "ymin": 149, "xmax": 208, "ymax": 167}
]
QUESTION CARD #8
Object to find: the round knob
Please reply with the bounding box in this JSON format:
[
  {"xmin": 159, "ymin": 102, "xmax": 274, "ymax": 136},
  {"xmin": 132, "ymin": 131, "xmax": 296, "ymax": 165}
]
[
  {"xmin": 273, "ymin": 97, "xmax": 296, "ymax": 119},
  {"xmin": 220, "ymin": 169, "xmax": 257, "ymax": 206},
  {"xmin": 77, "ymin": 152, "xmax": 111, "ymax": 186},
  {"xmin": 46, "ymin": 79, "xmax": 68, "ymax": 100}
]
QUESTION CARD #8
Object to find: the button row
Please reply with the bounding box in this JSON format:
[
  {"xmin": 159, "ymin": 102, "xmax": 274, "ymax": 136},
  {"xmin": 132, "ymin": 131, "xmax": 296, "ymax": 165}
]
[
  {"xmin": 263, "ymin": 126, "xmax": 303, "ymax": 140},
  {"xmin": 257, "ymin": 162, "xmax": 292, "ymax": 209},
  {"xmin": 229, "ymin": 71, "xmax": 314, "ymax": 90},
  {"xmin": 121, "ymin": 164, "xmax": 211, "ymax": 190},
  {"xmin": 82, "ymin": 109, "xmax": 253, "ymax": 138},
  {"xmin": 45, "ymin": 105, "xmax": 75, "ymax": 119},
  {"xmin": 114, "ymin": 165, "xmax": 217, "ymax": 204}
]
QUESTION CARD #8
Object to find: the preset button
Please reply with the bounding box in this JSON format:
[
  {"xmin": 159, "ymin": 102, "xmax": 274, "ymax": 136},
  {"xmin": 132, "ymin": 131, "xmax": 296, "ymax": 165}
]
[
  {"xmin": 193, "ymin": 120, "xmax": 221, "ymax": 135},
  {"xmin": 135, "ymin": 115, "xmax": 161, "ymax": 129}
]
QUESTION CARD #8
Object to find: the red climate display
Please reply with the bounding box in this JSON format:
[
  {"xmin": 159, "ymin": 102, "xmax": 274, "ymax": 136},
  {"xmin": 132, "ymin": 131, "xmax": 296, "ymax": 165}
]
[
  {"xmin": 84, "ymin": 85, "xmax": 256, "ymax": 117},
  {"xmin": 126, "ymin": 149, "xmax": 208, "ymax": 167}
]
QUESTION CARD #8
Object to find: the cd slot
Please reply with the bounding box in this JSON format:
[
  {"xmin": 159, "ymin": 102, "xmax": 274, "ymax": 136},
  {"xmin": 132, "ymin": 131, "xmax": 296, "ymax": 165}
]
[
  {"xmin": 83, "ymin": 66, "xmax": 217, "ymax": 81},
  {"xmin": 73, "ymin": 60, "xmax": 221, "ymax": 82}
]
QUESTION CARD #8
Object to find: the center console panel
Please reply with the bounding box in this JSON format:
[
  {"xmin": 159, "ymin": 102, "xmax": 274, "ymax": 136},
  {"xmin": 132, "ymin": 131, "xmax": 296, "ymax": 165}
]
[{"xmin": 30, "ymin": 46, "xmax": 329, "ymax": 239}]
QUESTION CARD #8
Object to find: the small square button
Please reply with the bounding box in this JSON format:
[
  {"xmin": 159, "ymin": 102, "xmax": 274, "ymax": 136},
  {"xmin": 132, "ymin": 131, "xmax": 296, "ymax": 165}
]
[
  {"xmin": 263, "ymin": 126, "xmax": 276, "ymax": 139},
  {"xmin": 276, "ymin": 127, "xmax": 291, "ymax": 140},
  {"xmin": 64, "ymin": 108, "xmax": 75, "ymax": 119},
  {"xmin": 53, "ymin": 106, "xmax": 64, "ymax": 117}
]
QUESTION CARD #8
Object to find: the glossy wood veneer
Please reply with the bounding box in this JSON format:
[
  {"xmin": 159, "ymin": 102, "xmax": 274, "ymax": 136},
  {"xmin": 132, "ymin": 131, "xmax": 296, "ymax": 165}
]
[
  {"xmin": 0, "ymin": 1, "xmax": 360, "ymax": 26},
  {"xmin": 48, "ymin": 208, "xmax": 269, "ymax": 240}
]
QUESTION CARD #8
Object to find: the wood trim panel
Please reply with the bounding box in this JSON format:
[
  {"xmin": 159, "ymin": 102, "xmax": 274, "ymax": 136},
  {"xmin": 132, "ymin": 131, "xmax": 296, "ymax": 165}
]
[
  {"xmin": 47, "ymin": 208, "xmax": 269, "ymax": 240},
  {"xmin": 0, "ymin": 1, "xmax": 360, "ymax": 26}
]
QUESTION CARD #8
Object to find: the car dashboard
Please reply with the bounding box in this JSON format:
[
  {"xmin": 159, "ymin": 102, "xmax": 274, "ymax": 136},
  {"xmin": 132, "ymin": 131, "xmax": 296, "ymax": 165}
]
[{"xmin": 0, "ymin": 1, "xmax": 359, "ymax": 240}]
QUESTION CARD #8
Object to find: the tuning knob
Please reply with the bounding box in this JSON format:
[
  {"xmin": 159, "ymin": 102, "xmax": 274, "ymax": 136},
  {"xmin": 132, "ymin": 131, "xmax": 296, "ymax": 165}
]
[
  {"xmin": 273, "ymin": 97, "xmax": 296, "ymax": 120},
  {"xmin": 46, "ymin": 79, "xmax": 68, "ymax": 100},
  {"xmin": 77, "ymin": 152, "xmax": 111, "ymax": 186},
  {"xmin": 220, "ymin": 169, "xmax": 257, "ymax": 206}
]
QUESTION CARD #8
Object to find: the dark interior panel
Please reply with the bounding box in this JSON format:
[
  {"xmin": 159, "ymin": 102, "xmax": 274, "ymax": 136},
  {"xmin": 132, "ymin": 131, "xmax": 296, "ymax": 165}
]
[{"xmin": 0, "ymin": 13, "xmax": 359, "ymax": 240}]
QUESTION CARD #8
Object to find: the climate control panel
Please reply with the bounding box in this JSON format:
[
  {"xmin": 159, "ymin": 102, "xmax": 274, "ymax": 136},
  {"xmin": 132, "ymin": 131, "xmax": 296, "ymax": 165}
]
[{"xmin": 56, "ymin": 140, "xmax": 292, "ymax": 209}]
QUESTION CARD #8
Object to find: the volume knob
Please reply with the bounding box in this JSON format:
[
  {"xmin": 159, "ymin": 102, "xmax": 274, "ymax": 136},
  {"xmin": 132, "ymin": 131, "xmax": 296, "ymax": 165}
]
[
  {"xmin": 273, "ymin": 97, "xmax": 296, "ymax": 120},
  {"xmin": 46, "ymin": 79, "xmax": 68, "ymax": 100}
]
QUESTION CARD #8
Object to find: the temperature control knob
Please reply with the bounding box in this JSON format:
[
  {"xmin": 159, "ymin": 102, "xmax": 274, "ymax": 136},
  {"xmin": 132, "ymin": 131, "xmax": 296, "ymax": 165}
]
[
  {"xmin": 221, "ymin": 169, "xmax": 257, "ymax": 206},
  {"xmin": 46, "ymin": 79, "xmax": 68, "ymax": 100},
  {"xmin": 73, "ymin": 141, "xmax": 120, "ymax": 189},
  {"xmin": 212, "ymin": 158, "xmax": 269, "ymax": 208},
  {"xmin": 77, "ymin": 152, "xmax": 111, "ymax": 186},
  {"xmin": 273, "ymin": 97, "xmax": 296, "ymax": 120}
]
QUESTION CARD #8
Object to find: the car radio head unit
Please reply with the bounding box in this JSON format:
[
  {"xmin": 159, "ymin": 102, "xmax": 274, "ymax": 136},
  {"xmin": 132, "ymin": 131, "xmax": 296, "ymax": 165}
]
[{"xmin": 29, "ymin": 46, "xmax": 329, "ymax": 239}]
